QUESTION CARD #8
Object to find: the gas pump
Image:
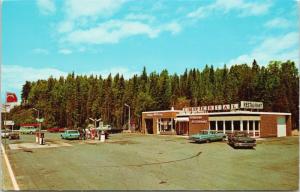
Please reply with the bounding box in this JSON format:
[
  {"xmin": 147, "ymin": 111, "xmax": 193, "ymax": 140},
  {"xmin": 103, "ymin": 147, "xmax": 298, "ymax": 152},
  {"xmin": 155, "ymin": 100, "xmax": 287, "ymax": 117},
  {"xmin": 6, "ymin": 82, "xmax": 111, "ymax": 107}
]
[{"xmin": 39, "ymin": 133, "xmax": 45, "ymax": 145}]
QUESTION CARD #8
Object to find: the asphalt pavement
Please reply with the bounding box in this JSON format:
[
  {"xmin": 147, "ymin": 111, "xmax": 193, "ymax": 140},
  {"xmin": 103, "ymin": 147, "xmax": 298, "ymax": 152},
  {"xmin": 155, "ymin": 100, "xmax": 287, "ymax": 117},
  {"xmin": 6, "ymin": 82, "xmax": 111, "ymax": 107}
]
[{"xmin": 1, "ymin": 133, "xmax": 299, "ymax": 190}]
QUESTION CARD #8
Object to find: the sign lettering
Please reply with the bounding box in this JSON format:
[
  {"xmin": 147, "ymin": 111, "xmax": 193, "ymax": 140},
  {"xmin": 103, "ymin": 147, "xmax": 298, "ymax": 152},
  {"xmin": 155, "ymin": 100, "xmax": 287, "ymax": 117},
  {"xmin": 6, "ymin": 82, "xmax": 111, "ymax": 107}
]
[
  {"xmin": 181, "ymin": 101, "xmax": 263, "ymax": 113},
  {"xmin": 240, "ymin": 101, "xmax": 263, "ymax": 109},
  {"xmin": 4, "ymin": 120, "xmax": 14, "ymax": 126}
]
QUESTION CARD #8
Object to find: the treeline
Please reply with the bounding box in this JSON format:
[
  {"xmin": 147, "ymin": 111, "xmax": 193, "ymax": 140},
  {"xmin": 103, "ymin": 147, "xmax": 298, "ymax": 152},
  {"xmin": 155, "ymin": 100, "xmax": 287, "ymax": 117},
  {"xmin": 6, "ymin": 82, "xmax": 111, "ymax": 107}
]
[{"xmin": 9, "ymin": 60, "xmax": 299, "ymax": 129}]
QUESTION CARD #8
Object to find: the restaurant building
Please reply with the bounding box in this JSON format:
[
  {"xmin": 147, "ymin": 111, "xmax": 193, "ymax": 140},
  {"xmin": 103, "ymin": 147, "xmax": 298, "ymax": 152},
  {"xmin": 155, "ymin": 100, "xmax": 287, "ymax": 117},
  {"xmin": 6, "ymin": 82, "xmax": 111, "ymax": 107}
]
[{"xmin": 141, "ymin": 101, "xmax": 292, "ymax": 138}]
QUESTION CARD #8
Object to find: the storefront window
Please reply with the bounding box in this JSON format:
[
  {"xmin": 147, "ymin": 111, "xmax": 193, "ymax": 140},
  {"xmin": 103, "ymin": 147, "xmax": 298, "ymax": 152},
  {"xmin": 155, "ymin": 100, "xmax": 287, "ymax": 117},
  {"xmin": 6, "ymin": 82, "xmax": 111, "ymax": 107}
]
[
  {"xmin": 210, "ymin": 121, "xmax": 216, "ymax": 130},
  {"xmin": 249, "ymin": 121, "xmax": 253, "ymax": 131},
  {"xmin": 158, "ymin": 118, "xmax": 173, "ymax": 132},
  {"xmin": 243, "ymin": 121, "xmax": 248, "ymax": 131},
  {"xmin": 255, "ymin": 121, "xmax": 259, "ymax": 130},
  {"xmin": 217, "ymin": 121, "xmax": 224, "ymax": 131},
  {"xmin": 225, "ymin": 121, "xmax": 231, "ymax": 131},
  {"xmin": 233, "ymin": 121, "xmax": 240, "ymax": 131}
]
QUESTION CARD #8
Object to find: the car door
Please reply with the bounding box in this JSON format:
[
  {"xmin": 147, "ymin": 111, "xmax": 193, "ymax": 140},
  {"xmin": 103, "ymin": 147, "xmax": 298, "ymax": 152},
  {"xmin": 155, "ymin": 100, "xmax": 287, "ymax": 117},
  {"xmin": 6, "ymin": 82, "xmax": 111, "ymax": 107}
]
[{"xmin": 209, "ymin": 132, "xmax": 216, "ymax": 141}]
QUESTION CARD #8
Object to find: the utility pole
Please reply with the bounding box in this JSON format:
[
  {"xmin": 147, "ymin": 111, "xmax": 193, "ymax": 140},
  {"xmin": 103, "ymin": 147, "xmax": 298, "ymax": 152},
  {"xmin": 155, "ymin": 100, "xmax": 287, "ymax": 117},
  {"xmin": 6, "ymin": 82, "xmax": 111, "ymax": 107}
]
[
  {"xmin": 124, "ymin": 104, "xmax": 131, "ymax": 131},
  {"xmin": 32, "ymin": 108, "xmax": 41, "ymax": 142}
]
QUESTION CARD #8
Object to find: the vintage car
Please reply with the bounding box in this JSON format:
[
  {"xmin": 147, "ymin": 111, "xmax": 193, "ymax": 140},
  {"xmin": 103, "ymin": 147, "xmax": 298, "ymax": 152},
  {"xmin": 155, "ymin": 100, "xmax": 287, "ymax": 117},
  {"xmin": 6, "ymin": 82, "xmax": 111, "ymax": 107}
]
[
  {"xmin": 61, "ymin": 130, "xmax": 80, "ymax": 140},
  {"xmin": 19, "ymin": 126, "xmax": 37, "ymax": 134},
  {"xmin": 227, "ymin": 131, "xmax": 256, "ymax": 148},
  {"xmin": 189, "ymin": 130, "xmax": 226, "ymax": 143},
  {"xmin": 1, "ymin": 129, "xmax": 10, "ymax": 138},
  {"xmin": 47, "ymin": 127, "xmax": 60, "ymax": 133},
  {"xmin": 9, "ymin": 132, "xmax": 20, "ymax": 140}
]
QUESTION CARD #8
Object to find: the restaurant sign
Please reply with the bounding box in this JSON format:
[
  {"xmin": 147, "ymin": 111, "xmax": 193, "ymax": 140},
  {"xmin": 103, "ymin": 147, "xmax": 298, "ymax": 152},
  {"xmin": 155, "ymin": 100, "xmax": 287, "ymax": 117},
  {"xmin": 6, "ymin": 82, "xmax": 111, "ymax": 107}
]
[
  {"xmin": 240, "ymin": 101, "xmax": 263, "ymax": 109},
  {"xmin": 183, "ymin": 103, "xmax": 239, "ymax": 113},
  {"xmin": 183, "ymin": 101, "xmax": 263, "ymax": 113}
]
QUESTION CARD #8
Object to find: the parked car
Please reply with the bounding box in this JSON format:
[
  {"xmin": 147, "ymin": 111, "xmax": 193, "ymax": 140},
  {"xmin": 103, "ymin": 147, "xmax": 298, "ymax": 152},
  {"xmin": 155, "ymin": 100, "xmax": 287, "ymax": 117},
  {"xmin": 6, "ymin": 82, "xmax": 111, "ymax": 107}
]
[
  {"xmin": 47, "ymin": 127, "xmax": 60, "ymax": 132},
  {"xmin": 9, "ymin": 132, "xmax": 20, "ymax": 140},
  {"xmin": 227, "ymin": 131, "xmax": 256, "ymax": 148},
  {"xmin": 189, "ymin": 130, "xmax": 226, "ymax": 143},
  {"xmin": 59, "ymin": 128, "xmax": 68, "ymax": 132},
  {"xmin": 19, "ymin": 126, "xmax": 37, "ymax": 134},
  {"xmin": 61, "ymin": 130, "xmax": 80, "ymax": 140},
  {"xmin": 1, "ymin": 129, "xmax": 10, "ymax": 138}
]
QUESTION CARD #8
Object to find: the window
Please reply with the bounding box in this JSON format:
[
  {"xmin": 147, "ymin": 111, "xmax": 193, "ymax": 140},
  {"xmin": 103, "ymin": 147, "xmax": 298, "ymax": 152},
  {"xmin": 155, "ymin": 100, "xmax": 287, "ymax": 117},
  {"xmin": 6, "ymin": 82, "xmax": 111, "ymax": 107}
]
[
  {"xmin": 225, "ymin": 121, "xmax": 231, "ymax": 131},
  {"xmin": 159, "ymin": 118, "xmax": 174, "ymax": 132},
  {"xmin": 210, "ymin": 121, "xmax": 216, "ymax": 130},
  {"xmin": 233, "ymin": 121, "xmax": 240, "ymax": 131},
  {"xmin": 217, "ymin": 121, "xmax": 224, "ymax": 131},
  {"xmin": 254, "ymin": 121, "xmax": 259, "ymax": 130},
  {"xmin": 249, "ymin": 121, "xmax": 253, "ymax": 131},
  {"xmin": 243, "ymin": 121, "xmax": 248, "ymax": 131}
]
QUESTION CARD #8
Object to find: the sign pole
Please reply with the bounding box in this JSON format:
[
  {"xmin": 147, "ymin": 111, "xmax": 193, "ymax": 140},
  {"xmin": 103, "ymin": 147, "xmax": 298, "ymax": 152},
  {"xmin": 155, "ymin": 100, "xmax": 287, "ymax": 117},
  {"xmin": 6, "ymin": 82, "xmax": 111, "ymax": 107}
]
[{"xmin": 4, "ymin": 95, "xmax": 7, "ymax": 150}]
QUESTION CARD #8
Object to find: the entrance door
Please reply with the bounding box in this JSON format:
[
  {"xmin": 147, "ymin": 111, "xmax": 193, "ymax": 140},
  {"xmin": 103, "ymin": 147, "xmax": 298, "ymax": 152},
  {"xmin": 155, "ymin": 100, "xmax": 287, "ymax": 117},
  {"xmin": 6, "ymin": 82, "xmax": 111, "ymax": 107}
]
[
  {"xmin": 277, "ymin": 117, "xmax": 286, "ymax": 137},
  {"xmin": 145, "ymin": 119, "xmax": 153, "ymax": 134}
]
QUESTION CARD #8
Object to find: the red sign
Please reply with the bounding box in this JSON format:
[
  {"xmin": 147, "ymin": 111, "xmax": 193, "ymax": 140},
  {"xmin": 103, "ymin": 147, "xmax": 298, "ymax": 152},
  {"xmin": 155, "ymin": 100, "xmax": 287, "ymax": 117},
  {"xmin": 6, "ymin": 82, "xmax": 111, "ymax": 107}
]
[
  {"xmin": 191, "ymin": 120, "xmax": 207, "ymax": 124},
  {"xmin": 190, "ymin": 116, "xmax": 208, "ymax": 124},
  {"xmin": 6, "ymin": 92, "xmax": 18, "ymax": 103}
]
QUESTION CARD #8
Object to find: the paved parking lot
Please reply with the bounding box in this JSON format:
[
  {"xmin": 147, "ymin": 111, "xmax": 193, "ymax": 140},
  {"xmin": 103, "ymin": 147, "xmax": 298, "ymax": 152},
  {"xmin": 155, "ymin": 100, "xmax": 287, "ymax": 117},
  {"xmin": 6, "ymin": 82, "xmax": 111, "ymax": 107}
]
[{"xmin": 1, "ymin": 133, "xmax": 299, "ymax": 190}]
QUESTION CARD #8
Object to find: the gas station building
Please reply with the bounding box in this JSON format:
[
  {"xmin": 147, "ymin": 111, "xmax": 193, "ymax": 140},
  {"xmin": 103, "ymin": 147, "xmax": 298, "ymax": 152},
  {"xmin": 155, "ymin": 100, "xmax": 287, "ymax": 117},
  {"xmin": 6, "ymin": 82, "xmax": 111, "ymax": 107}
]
[{"xmin": 141, "ymin": 101, "xmax": 292, "ymax": 138}]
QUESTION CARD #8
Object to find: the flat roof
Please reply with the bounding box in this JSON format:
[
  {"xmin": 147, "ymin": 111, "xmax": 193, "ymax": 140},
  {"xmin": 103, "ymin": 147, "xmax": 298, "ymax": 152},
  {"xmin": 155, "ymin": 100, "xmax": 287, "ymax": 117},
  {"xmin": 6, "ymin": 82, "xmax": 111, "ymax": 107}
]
[
  {"xmin": 142, "ymin": 110, "xmax": 181, "ymax": 114},
  {"xmin": 177, "ymin": 111, "xmax": 291, "ymax": 116}
]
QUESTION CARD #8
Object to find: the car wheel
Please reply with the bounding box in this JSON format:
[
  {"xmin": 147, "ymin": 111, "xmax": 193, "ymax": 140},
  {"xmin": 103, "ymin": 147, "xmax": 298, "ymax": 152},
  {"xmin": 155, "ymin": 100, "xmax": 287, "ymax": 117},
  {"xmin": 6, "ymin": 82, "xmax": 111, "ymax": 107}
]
[
  {"xmin": 233, "ymin": 143, "xmax": 238, "ymax": 149},
  {"xmin": 206, "ymin": 139, "xmax": 210, "ymax": 143}
]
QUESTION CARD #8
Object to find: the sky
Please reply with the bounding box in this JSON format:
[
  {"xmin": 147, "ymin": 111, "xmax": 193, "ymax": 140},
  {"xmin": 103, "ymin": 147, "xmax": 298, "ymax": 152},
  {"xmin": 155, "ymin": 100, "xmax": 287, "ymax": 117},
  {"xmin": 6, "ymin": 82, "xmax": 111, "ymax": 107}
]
[{"xmin": 2, "ymin": 0, "xmax": 299, "ymax": 102}]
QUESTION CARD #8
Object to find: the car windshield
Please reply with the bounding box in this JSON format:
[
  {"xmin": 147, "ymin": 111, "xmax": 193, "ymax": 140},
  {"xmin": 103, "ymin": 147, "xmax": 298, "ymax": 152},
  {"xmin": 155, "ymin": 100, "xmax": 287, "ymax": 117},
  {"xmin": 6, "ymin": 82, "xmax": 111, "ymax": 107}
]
[{"xmin": 68, "ymin": 130, "xmax": 78, "ymax": 133}]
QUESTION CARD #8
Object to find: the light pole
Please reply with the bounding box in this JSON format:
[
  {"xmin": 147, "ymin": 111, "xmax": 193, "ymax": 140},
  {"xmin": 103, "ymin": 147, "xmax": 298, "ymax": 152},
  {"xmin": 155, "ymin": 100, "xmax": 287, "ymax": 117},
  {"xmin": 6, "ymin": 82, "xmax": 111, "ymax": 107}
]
[
  {"xmin": 89, "ymin": 118, "xmax": 101, "ymax": 128},
  {"xmin": 32, "ymin": 108, "xmax": 41, "ymax": 136},
  {"xmin": 124, "ymin": 103, "xmax": 131, "ymax": 131}
]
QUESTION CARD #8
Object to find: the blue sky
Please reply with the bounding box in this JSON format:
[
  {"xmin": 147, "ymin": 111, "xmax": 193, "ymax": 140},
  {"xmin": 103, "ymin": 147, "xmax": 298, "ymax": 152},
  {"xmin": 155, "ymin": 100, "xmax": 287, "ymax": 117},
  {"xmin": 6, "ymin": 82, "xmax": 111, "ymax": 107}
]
[{"xmin": 2, "ymin": 0, "xmax": 299, "ymax": 102}]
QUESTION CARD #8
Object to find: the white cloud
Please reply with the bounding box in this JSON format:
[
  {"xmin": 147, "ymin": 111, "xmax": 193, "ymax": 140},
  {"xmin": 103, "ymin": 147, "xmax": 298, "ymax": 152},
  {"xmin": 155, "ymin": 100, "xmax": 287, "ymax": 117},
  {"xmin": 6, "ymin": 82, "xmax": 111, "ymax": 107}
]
[
  {"xmin": 125, "ymin": 13, "xmax": 156, "ymax": 22},
  {"xmin": 265, "ymin": 17, "xmax": 291, "ymax": 28},
  {"xmin": 2, "ymin": 65, "xmax": 67, "ymax": 97},
  {"xmin": 59, "ymin": 49, "xmax": 72, "ymax": 55},
  {"xmin": 54, "ymin": 0, "xmax": 181, "ymax": 48},
  {"xmin": 228, "ymin": 32, "xmax": 299, "ymax": 65},
  {"xmin": 65, "ymin": 0, "xmax": 125, "ymax": 19},
  {"xmin": 63, "ymin": 20, "xmax": 180, "ymax": 45},
  {"xmin": 57, "ymin": 21, "xmax": 74, "ymax": 33},
  {"xmin": 32, "ymin": 48, "xmax": 49, "ymax": 55},
  {"xmin": 1, "ymin": 65, "xmax": 138, "ymax": 97},
  {"xmin": 55, "ymin": 0, "xmax": 126, "ymax": 34},
  {"xmin": 37, "ymin": 0, "xmax": 56, "ymax": 15},
  {"xmin": 187, "ymin": 0, "xmax": 272, "ymax": 19},
  {"xmin": 164, "ymin": 22, "xmax": 181, "ymax": 35},
  {"xmin": 1, "ymin": 65, "xmax": 139, "ymax": 101}
]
